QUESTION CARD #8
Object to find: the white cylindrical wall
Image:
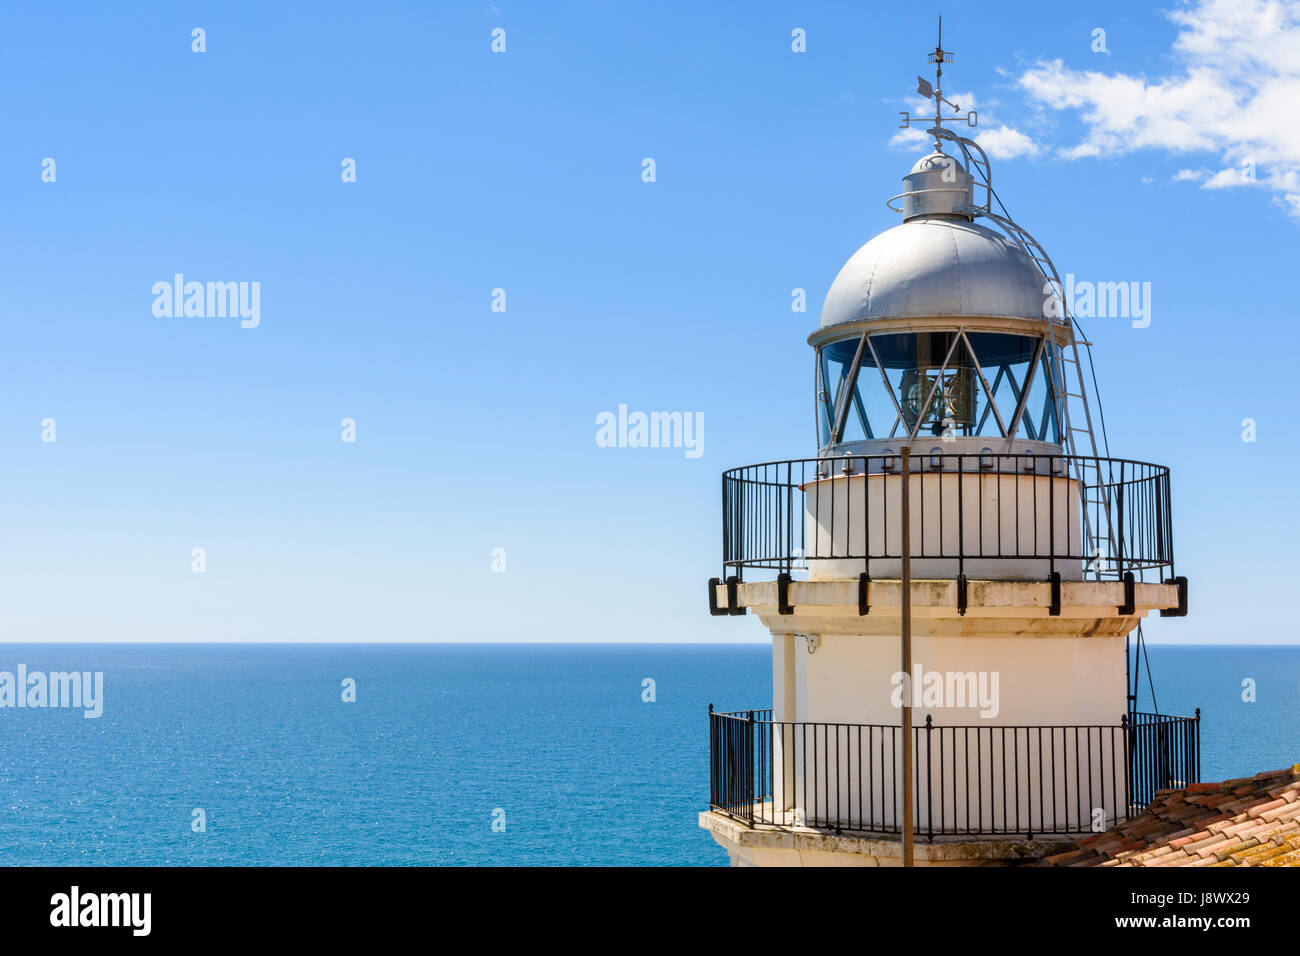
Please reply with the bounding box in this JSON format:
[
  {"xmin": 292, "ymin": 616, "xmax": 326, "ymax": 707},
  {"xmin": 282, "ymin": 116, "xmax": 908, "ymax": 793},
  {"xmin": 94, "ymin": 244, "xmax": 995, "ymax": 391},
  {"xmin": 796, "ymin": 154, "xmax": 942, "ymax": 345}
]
[
  {"xmin": 768, "ymin": 632, "xmax": 1128, "ymax": 834},
  {"xmin": 803, "ymin": 470, "xmax": 1083, "ymax": 581}
]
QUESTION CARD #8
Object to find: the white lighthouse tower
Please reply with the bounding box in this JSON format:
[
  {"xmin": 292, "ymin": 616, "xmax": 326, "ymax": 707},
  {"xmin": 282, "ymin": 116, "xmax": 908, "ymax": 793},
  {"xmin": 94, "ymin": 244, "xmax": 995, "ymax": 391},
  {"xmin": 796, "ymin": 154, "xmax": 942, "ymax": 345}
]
[{"xmin": 700, "ymin": 36, "xmax": 1197, "ymax": 867}]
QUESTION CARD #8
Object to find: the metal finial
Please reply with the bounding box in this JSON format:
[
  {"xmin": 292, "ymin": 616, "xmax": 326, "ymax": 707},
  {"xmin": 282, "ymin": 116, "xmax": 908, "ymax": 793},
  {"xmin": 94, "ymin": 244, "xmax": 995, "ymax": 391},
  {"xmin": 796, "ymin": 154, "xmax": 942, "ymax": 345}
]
[{"xmin": 900, "ymin": 17, "xmax": 975, "ymax": 147}]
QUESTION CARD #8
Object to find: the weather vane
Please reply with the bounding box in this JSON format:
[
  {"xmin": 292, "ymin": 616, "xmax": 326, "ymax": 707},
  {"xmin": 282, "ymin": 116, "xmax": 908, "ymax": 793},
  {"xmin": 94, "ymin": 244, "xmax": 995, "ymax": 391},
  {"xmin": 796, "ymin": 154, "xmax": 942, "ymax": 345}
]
[{"xmin": 899, "ymin": 17, "xmax": 977, "ymax": 150}]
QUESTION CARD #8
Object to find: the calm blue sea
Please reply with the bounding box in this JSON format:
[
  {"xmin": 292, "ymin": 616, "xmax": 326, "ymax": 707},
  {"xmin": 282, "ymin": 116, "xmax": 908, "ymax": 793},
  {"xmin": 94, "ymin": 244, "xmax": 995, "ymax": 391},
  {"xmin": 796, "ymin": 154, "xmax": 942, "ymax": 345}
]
[{"xmin": 0, "ymin": 643, "xmax": 1295, "ymax": 866}]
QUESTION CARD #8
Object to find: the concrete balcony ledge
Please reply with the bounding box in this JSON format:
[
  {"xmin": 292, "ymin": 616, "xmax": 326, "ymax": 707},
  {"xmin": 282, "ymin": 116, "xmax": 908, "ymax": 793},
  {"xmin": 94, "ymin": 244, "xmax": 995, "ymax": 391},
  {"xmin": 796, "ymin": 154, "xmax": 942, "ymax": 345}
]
[
  {"xmin": 699, "ymin": 810, "xmax": 1073, "ymax": 867},
  {"xmin": 713, "ymin": 578, "xmax": 1179, "ymax": 637}
]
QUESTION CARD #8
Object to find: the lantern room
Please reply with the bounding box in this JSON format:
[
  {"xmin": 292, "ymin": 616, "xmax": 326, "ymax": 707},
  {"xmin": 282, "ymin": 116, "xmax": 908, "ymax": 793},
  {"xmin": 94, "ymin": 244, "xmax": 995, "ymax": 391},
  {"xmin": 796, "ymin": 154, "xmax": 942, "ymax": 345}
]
[{"xmin": 811, "ymin": 150, "xmax": 1073, "ymax": 458}]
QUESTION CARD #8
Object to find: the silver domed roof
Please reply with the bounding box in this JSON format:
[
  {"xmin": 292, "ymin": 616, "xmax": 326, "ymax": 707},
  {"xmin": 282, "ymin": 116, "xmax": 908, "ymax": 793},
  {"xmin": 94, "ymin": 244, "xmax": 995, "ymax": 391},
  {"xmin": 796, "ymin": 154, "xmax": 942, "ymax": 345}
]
[
  {"xmin": 819, "ymin": 216, "xmax": 1050, "ymax": 330},
  {"xmin": 908, "ymin": 151, "xmax": 950, "ymax": 175}
]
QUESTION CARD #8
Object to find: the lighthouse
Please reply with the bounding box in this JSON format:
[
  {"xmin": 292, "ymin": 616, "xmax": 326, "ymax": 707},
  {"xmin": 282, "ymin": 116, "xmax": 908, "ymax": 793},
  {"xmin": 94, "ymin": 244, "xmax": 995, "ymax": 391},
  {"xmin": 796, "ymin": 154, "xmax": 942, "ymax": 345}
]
[{"xmin": 700, "ymin": 37, "xmax": 1197, "ymax": 867}]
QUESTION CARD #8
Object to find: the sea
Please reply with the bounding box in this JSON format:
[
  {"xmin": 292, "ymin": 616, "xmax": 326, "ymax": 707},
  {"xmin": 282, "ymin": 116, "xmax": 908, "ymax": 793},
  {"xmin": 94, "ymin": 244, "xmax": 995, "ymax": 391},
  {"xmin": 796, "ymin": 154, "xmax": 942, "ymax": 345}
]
[{"xmin": 0, "ymin": 643, "xmax": 1295, "ymax": 866}]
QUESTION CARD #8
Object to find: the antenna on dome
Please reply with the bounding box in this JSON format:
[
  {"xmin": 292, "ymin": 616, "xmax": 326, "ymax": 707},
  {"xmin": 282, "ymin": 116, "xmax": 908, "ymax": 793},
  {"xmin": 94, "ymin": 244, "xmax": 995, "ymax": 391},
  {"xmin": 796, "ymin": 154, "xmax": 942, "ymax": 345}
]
[{"xmin": 899, "ymin": 16, "xmax": 977, "ymax": 150}]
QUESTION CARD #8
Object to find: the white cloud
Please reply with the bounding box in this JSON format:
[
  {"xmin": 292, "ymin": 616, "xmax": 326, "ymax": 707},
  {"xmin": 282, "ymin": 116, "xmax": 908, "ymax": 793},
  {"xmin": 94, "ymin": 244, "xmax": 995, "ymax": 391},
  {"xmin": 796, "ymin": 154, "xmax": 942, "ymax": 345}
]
[
  {"xmin": 976, "ymin": 125, "xmax": 1041, "ymax": 159},
  {"xmin": 889, "ymin": 127, "xmax": 930, "ymax": 149},
  {"xmin": 1015, "ymin": 0, "xmax": 1300, "ymax": 219},
  {"xmin": 1202, "ymin": 165, "xmax": 1256, "ymax": 188}
]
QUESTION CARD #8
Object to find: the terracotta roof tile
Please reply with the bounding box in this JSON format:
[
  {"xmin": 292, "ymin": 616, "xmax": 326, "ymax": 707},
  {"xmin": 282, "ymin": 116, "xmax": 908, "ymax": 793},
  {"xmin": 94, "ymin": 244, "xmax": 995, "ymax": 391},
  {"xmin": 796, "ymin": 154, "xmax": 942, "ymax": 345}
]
[
  {"xmin": 1168, "ymin": 830, "xmax": 1210, "ymax": 848},
  {"xmin": 1043, "ymin": 764, "xmax": 1300, "ymax": 867},
  {"xmin": 1262, "ymin": 803, "xmax": 1300, "ymax": 823},
  {"xmin": 1247, "ymin": 797, "xmax": 1288, "ymax": 818}
]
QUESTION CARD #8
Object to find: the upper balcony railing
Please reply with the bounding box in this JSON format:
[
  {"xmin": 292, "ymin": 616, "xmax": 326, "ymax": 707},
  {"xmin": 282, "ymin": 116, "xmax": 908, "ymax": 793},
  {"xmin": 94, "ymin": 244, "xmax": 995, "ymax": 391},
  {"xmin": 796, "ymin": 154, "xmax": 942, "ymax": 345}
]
[{"xmin": 720, "ymin": 453, "xmax": 1174, "ymax": 584}]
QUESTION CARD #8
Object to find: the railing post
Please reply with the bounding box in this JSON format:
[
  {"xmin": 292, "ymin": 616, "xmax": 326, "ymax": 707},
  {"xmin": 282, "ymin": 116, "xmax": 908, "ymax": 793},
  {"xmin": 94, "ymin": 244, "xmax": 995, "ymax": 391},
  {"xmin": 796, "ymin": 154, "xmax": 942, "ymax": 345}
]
[
  {"xmin": 1165, "ymin": 714, "xmax": 1172, "ymax": 791},
  {"xmin": 785, "ymin": 462, "xmax": 793, "ymax": 575},
  {"xmin": 1049, "ymin": 453, "xmax": 1055, "ymax": 579},
  {"xmin": 1194, "ymin": 707, "xmax": 1201, "ymax": 784},
  {"xmin": 1168, "ymin": 471, "xmax": 1175, "ymax": 578},
  {"xmin": 707, "ymin": 707, "xmax": 717, "ymax": 811},
  {"xmin": 708, "ymin": 704, "xmax": 715, "ymax": 811},
  {"xmin": 957, "ymin": 453, "xmax": 964, "ymax": 582},
  {"xmin": 1116, "ymin": 461, "xmax": 1126, "ymax": 577},
  {"xmin": 721, "ymin": 472, "xmax": 730, "ymax": 573},
  {"xmin": 925, "ymin": 714, "xmax": 934, "ymax": 841},
  {"xmin": 1121, "ymin": 713, "xmax": 1131, "ymax": 821},
  {"xmin": 745, "ymin": 711, "xmax": 756, "ymax": 826},
  {"xmin": 741, "ymin": 470, "xmax": 748, "ymax": 583},
  {"xmin": 1158, "ymin": 470, "xmax": 1169, "ymax": 575}
]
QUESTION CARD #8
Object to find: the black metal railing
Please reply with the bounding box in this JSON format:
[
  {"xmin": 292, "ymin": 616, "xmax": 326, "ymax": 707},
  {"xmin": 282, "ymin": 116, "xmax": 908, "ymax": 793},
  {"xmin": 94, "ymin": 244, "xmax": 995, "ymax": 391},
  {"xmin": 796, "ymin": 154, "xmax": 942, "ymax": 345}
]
[
  {"xmin": 1127, "ymin": 709, "xmax": 1201, "ymax": 808},
  {"xmin": 707, "ymin": 706, "xmax": 1200, "ymax": 840},
  {"xmin": 720, "ymin": 454, "xmax": 1173, "ymax": 582}
]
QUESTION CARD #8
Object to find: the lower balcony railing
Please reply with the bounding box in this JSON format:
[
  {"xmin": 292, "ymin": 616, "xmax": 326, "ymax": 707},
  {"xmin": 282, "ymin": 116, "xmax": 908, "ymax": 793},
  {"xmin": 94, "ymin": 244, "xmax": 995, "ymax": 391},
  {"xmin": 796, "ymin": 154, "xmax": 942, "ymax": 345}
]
[{"xmin": 708, "ymin": 707, "xmax": 1200, "ymax": 840}]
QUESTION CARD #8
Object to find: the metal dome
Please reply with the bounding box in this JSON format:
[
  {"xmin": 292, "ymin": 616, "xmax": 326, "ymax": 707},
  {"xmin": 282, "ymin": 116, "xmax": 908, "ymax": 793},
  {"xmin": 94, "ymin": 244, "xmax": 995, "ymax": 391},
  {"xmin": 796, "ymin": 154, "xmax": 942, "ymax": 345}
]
[{"xmin": 818, "ymin": 215, "xmax": 1050, "ymax": 330}]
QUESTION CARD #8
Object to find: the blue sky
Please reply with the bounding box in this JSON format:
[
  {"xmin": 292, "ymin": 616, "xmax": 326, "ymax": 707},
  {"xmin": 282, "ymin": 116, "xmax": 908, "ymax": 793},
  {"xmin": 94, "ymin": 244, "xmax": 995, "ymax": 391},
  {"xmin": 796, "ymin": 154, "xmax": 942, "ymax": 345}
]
[{"xmin": 0, "ymin": 0, "xmax": 1295, "ymax": 643}]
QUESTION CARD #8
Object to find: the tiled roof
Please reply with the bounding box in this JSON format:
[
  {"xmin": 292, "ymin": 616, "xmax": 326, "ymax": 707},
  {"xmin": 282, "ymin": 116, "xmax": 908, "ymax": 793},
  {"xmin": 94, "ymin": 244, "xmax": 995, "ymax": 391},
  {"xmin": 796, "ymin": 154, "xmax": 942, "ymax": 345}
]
[{"xmin": 1043, "ymin": 764, "xmax": 1300, "ymax": 867}]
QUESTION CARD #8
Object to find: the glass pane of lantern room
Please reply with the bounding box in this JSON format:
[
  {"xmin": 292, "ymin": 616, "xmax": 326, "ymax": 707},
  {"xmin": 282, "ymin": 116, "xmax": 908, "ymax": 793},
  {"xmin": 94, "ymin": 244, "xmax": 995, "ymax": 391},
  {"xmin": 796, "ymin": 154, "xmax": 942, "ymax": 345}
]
[
  {"xmin": 819, "ymin": 339, "xmax": 868, "ymax": 442},
  {"xmin": 818, "ymin": 337, "xmax": 898, "ymax": 443},
  {"xmin": 855, "ymin": 341, "xmax": 903, "ymax": 440},
  {"xmin": 1022, "ymin": 350, "xmax": 1062, "ymax": 443},
  {"xmin": 965, "ymin": 331, "xmax": 1041, "ymax": 439},
  {"xmin": 818, "ymin": 344, "xmax": 843, "ymax": 445}
]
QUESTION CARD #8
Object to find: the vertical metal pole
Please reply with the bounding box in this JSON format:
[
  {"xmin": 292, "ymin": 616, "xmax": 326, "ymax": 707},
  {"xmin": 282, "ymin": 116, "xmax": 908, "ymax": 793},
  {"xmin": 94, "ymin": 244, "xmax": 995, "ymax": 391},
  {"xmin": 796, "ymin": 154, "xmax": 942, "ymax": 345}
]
[
  {"xmin": 901, "ymin": 446, "xmax": 915, "ymax": 867},
  {"xmin": 745, "ymin": 710, "xmax": 755, "ymax": 826}
]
